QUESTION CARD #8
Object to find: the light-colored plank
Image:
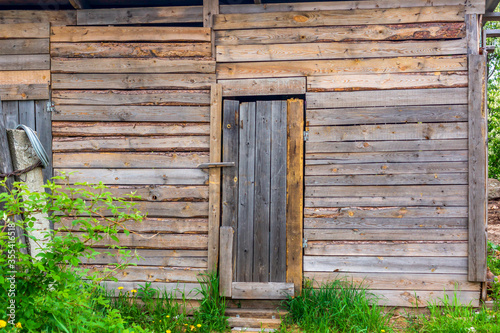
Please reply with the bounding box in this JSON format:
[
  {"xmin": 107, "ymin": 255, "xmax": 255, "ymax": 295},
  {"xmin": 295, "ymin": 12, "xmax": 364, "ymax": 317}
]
[
  {"xmin": 0, "ymin": 70, "xmax": 50, "ymax": 85},
  {"xmin": 51, "ymin": 73, "xmax": 215, "ymax": 90},
  {"xmin": 216, "ymin": 39, "xmax": 466, "ymax": 62},
  {"xmin": 306, "ymin": 185, "xmax": 467, "ymax": 197},
  {"xmin": 370, "ymin": 289, "xmax": 479, "ymax": 307},
  {"xmin": 305, "ymin": 162, "xmax": 468, "ymax": 176},
  {"xmin": 304, "ymin": 229, "xmax": 468, "ymax": 241},
  {"xmin": 51, "ymin": 58, "xmax": 215, "ymax": 74},
  {"xmin": 304, "ymin": 217, "xmax": 468, "ymax": 229},
  {"xmin": 307, "ymin": 88, "xmax": 467, "ymax": 109},
  {"xmin": 0, "ymin": 38, "xmax": 49, "ymax": 55},
  {"xmin": 306, "ymin": 150, "xmax": 468, "ymax": 164},
  {"xmin": 213, "ymin": 6, "xmax": 464, "ymax": 30},
  {"xmin": 231, "ymin": 282, "xmax": 294, "ymax": 299},
  {"xmin": 304, "ymin": 206, "xmax": 468, "ymax": 218},
  {"xmin": 0, "ymin": 23, "xmax": 49, "ymax": 39},
  {"xmin": 220, "ymin": 77, "xmax": 305, "ymax": 96},
  {"xmin": 0, "ymin": 54, "xmax": 49, "ymax": 71},
  {"xmin": 220, "ymin": 226, "xmax": 234, "ymax": 297},
  {"xmin": 305, "ymin": 173, "xmax": 468, "ymax": 186},
  {"xmin": 0, "ymin": 84, "xmax": 49, "ymax": 101},
  {"xmin": 204, "ymin": 0, "xmax": 219, "ymax": 28},
  {"xmin": 84, "ymin": 265, "xmax": 205, "ymax": 283},
  {"xmin": 103, "ymin": 281, "xmax": 202, "ymax": 300},
  {"xmin": 0, "ymin": 11, "xmax": 76, "ymax": 26},
  {"xmin": 216, "ymin": 56, "xmax": 467, "ymax": 79},
  {"xmin": 51, "ymin": 26, "xmax": 210, "ymax": 42},
  {"xmin": 77, "ymin": 6, "xmax": 204, "ymax": 25}
]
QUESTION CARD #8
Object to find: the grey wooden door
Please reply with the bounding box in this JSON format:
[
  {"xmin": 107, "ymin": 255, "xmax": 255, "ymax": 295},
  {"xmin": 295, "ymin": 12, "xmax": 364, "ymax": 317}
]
[{"xmin": 222, "ymin": 100, "xmax": 287, "ymax": 283}]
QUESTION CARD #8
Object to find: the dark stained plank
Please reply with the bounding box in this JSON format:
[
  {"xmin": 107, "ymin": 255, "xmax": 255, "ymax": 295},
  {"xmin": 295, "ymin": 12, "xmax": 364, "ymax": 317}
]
[
  {"xmin": 2, "ymin": 100, "xmax": 18, "ymax": 130},
  {"xmin": 270, "ymin": 100, "xmax": 287, "ymax": 282},
  {"xmin": 0, "ymin": 39, "xmax": 49, "ymax": 55},
  {"xmin": 18, "ymin": 100, "xmax": 35, "ymax": 129},
  {"xmin": 0, "ymin": 11, "xmax": 76, "ymax": 26},
  {"xmin": 0, "ymin": 54, "xmax": 49, "ymax": 71},
  {"xmin": 237, "ymin": 102, "xmax": 256, "ymax": 282},
  {"xmin": 304, "ymin": 217, "xmax": 468, "ymax": 229}
]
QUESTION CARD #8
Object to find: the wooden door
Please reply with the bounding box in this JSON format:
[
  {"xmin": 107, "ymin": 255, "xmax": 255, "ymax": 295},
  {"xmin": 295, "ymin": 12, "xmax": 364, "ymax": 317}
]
[{"xmin": 220, "ymin": 99, "xmax": 303, "ymax": 299}]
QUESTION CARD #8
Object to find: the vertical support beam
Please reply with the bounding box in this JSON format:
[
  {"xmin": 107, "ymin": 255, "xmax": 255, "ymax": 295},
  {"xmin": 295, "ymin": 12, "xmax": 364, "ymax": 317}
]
[
  {"xmin": 286, "ymin": 98, "xmax": 304, "ymax": 294},
  {"xmin": 208, "ymin": 83, "xmax": 222, "ymax": 272},
  {"xmin": 203, "ymin": 0, "xmax": 219, "ymax": 58},
  {"xmin": 35, "ymin": 101, "xmax": 52, "ymax": 183},
  {"xmin": 219, "ymin": 226, "xmax": 234, "ymax": 297},
  {"xmin": 467, "ymin": 14, "xmax": 488, "ymax": 282}
]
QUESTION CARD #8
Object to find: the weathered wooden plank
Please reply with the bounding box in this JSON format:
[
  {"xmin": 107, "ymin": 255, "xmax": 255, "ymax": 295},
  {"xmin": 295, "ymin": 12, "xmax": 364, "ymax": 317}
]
[
  {"xmin": 1, "ymin": 101, "xmax": 18, "ymax": 130},
  {"xmin": 306, "ymin": 150, "xmax": 468, "ymax": 164},
  {"xmin": 231, "ymin": 282, "xmax": 294, "ymax": 299},
  {"xmin": 309, "ymin": 123, "xmax": 467, "ymax": 142},
  {"xmin": 52, "ymin": 90, "xmax": 210, "ymax": 106},
  {"xmin": 304, "ymin": 217, "xmax": 468, "ymax": 229},
  {"xmin": 52, "ymin": 122, "xmax": 209, "ymax": 137},
  {"xmin": 306, "ymin": 105, "xmax": 468, "ymax": 126},
  {"xmin": 204, "ymin": 0, "xmax": 219, "ymax": 28},
  {"xmin": 54, "ymin": 168, "xmax": 208, "ymax": 185},
  {"xmin": 305, "ymin": 242, "xmax": 467, "ymax": 257},
  {"xmin": 18, "ymin": 100, "xmax": 35, "ymax": 129},
  {"xmin": 304, "ymin": 206, "xmax": 468, "ymax": 219},
  {"xmin": 52, "ymin": 136, "xmax": 209, "ymax": 152},
  {"xmin": 305, "ymin": 173, "xmax": 468, "ymax": 186},
  {"xmin": 237, "ymin": 102, "xmax": 256, "ymax": 282},
  {"xmin": 305, "ymin": 185, "xmax": 467, "ymax": 197},
  {"xmin": 0, "ymin": 23, "xmax": 49, "ymax": 39},
  {"xmin": 0, "ymin": 54, "xmax": 49, "ymax": 71},
  {"xmin": 217, "ymin": 39, "xmax": 466, "ymax": 62},
  {"xmin": 73, "ymin": 201, "xmax": 208, "ymax": 218},
  {"xmin": 219, "ymin": 226, "xmax": 234, "ymax": 297},
  {"xmin": 303, "ymin": 256, "xmax": 467, "ymax": 274},
  {"xmin": 307, "ymin": 88, "xmax": 467, "ymax": 109},
  {"xmin": 0, "ymin": 70, "xmax": 50, "ymax": 86},
  {"xmin": 220, "ymin": 77, "xmax": 305, "ymax": 97},
  {"xmin": 50, "ymin": 42, "xmax": 211, "ymax": 58},
  {"xmin": 51, "ymin": 58, "xmax": 215, "ymax": 74},
  {"xmin": 34, "ymin": 101, "xmax": 52, "ymax": 182},
  {"xmin": 52, "ymin": 105, "xmax": 210, "ymax": 122},
  {"xmin": 254, "ymin": 101, "xmax": 272, "ymax": 282},
  {"xmin": 77, "ymin": 7, "xmax": 204, "ymax": 26},
  {"xmin": 307, "ymin": 72, "xmax": 467, "ymax": 92},
  {"xmin": 286, "ymin": 98, "xmax": 304, "ymax": 294},
  {"xmin": 0, "ymin": 39, "xmax": 49, "ymax": 55},
  {"xmin": 0, "ymin": 11, "xmax": 76, "ymax": 26},
  {"xmin": 305, "ymin": 272, "xmax": 479, "ymax": 291},
  {"xmin": 84, "ymin": 265, "xmax": 205, "ymax": 283},
  {"xmin": 216, "ymin": 56, "xmax": 467, "ymax": 79},
  {"xmin": 0, "ymin": 84, "xmax": 49, "ymax": 101},
  {"xmin": 305, "ymin": 196, "xmax": 467, "ymax": 208},
  {"xmin": 103, "ymin": 281, "xmax": 202, "ymax": 300},
  {"xmin": 51, "ymin": 26, "xmax": 209, "ymax": 42},
  {"xmin": 53, "ymin": 152, "xmax": 209, "ymax": 169},
  {"xmin": 270, "ymin": 101, "xmax": 287, "ymax": 282},
  {"xmin": 371, "ymin": 289, "xmax": 479, "ymax": 307},
  {"xmin": 304, "ymin": 228, "xmax": 468, "ymax": 241},
  {"xmin": 305, "ymin": 162, "xmax": 467, "ymax": 176}
]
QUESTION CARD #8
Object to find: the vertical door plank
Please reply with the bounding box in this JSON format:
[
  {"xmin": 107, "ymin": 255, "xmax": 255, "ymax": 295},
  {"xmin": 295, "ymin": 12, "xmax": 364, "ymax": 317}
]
[
  {"xmin": 254, "ymin": 100, "xmax": 271, "ymax": 282},
  {"xmin": 35, "ymin": 100, "xmax": 52, "ymax": 182},
  {"xmin": 2, "ymin": 101, "xmax": 19, "ymax": 129},
  {"xmin": 270, "ymin": 100, "xmax": 287, "ymax": 282},
  {"xmin": 237, "ymin": 102, "xmax": 256, "ymax": 282},
  {"xmin": 219, "ymin": 226, "xmax": 234, "ymax": 297},
  {"xmin": 222, "ymin": 99, "xmax": 239, "ymax": 280},
  {"xmin": 18, "ymin": 100, "xmax": 35, "ymax": 129},
  {"xmin": 208, "ymin": 83, "xmax": 222, "ymax": 272},
  {"xmin": 286, "ymin": 98, "xmax": 304, "ymax": 294}
]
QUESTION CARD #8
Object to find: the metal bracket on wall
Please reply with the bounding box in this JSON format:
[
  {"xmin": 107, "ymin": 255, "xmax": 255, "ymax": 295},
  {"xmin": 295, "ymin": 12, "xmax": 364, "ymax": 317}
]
[
  {"xmin": 303, "ymin": 131, "xmax": 309, "ymax": 141},
  {"xmin": 46, "ymin": 101, "xmax": 55, "ymax": 113},
  {"xmin": 197, "ymin": 162, "xmax": 235, "ymax": 169}
]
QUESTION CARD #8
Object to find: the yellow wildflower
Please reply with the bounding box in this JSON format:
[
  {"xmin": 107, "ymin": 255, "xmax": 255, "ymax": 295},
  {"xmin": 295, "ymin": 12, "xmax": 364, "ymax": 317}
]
[
  {"xmin": 197, "ymin": 324, "xmax": 202, "ymax": 328},
  {"xmin": 190, "ymin": 325, "xmax": 195, "ymax": 330},
  {"xmin": 167, "ymin": 331, "xmax": 171, "ymax": 333},
  {"xmin": 381, "ymin": 330, "xmax": 386, "ymax": 333},
  {"xmin": 118, "ymin": 287, "xmax": 124, "ymax": 290},
  {"xmin": 15, "ymin": 322, "xmax": 22, "ymax": 329},
  {"xmin": 166, "ymin": 315, "xmax": 170, "ymax": 318},
  {"xmin": 131, "ymin": 289, "xmax": 137, "ymax": 293},
  {"xmin": 0, "ymin": 320, "xmax": 6, "ymax": 328}
]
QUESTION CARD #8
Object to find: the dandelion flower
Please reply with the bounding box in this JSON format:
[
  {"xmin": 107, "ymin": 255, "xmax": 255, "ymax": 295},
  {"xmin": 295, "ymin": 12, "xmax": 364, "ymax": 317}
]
[
  {"xmin": 166, "ymin": 315, "xmax": 170, "ymax": 318},
  {"xmin": 190, "ymin": 325, "xmax": 195, "ymax": 330},
  {"xmin": 118, "ymin": 286, "xmax": 124, "ymax": 290},
  {"xmin": 167, "ymin": 331, "xmax": 171, "ymax": 333},
  {"xmin": 197, "ymin": 324, "xmax": 202, "ymax": 328},
  {"xmin": 0, "ymin": 320, "xmax": 6, "ymax": 328},
  {"xmin": 381, "ymin": 330, "xmax": 386, "ymax": 333},
  {"xmin": 15, "ymin": 322, "xmax": 22, "ymax": 329},
  {"xmin": 131, "ymin": 289, "xmax": 137, "ymax": 293}
]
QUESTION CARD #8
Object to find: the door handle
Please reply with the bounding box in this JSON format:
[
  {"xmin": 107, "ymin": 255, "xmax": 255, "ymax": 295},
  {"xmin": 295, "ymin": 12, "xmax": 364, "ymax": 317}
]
[{"xmin": 197, "ymin": 162, "xmax": 235, "ymax": 169}]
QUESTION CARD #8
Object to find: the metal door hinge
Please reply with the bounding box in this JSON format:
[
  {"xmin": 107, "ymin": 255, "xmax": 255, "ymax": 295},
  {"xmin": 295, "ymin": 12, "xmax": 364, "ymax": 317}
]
[
  {"xmin": 46, "ymin": 102, "xmax": 56, "ymax": 112},
  {"xmin": 303, "ymin": 131, "xmax": 309, "ymax": 141},
  {"xmin": 302, "ymin": 238, "xmax": 308, "ymax": 248}
]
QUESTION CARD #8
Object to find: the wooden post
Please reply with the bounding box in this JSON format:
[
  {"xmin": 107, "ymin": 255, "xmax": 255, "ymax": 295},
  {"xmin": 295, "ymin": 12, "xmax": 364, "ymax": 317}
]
[
  {"xmin": 219, "ymin": 226, "xmax": 234, "ymax": 297},
  {"xmin": 467, "ymin": 14, "xmax": 488, "ymax": 282},
  {"xmin": 7, "ymin": 129, "xmax": 51, "ymax": 258},
  {"xmin": 286, "ymin": 98, "xmax": 304, "ymax": 294},
  {"xmin": 203, "ymin": 0, "xmax": 219, "ymax": 58},
  {"xmin": 208, "ymin": 84, "xmax": 222, "ymax": 272}
]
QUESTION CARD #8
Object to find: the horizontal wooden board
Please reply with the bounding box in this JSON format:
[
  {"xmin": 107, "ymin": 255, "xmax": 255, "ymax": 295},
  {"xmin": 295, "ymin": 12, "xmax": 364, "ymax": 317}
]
[
  {"xmin": 51, "ymin": 42, "xmax": 211, "ymax": 58},
  {"xmin": 51, "ymin": 58, "xmax": 215, "ymax": 74},
  {"xmin": 220, "ymin": 77, "xmax": 305, "ymax": 96},
  {"xmin": 303, "ymin": 255, "xmax": 467, "ymax": 274},
  {"xmin": 52, "ymin": 122, "xmax": 209, "ymax": 137},
  {"xmin": 304, "ymin": 228, "xmax": 468, "ymax": 241},
  {"xmin": 307, "ymin": 72, "xmax": 468, "ymax": 91},
  {"xmin": 52, "ymin": 105, "xmax": 210, "ymax": 122},
  {"xmin": 304, "ymin": 206, "xmax": 467, "ymax": 218},
  {"xmin": 305, "ymin": 241, "xmax": 467, "ymax": 257},
  {"xmin": 306, "ymin": 150, "xmax": 468, "ymax": 164},
  {"xmin": 0, "ymin": 70, "xmax": 50, "ymax": 85},
  {"xmin": 82, "ymin": 248, "xmax": 207, "ymax": 267},
  {"xmin": 305, "ymin": 185, "xmax": 467, "ymax": 198},
  {"xmin": 307, "ymin": 88, "xmax": 467, "ymax": 109},
  {"xmin": 371, "ymin": 289, "xmax": 479, "ymax": 307},
  {"xmin": 213, "ymin": 6, "xmax": 465, "ymax": 30},
  {"xmin": 304, "ymin": 272, "xmax": 479, "ymax": 291},
  {"xmin": 0, "ymin": 23, "xmax": 49, "ymax": 39},
  {"xmin": 216, "ymin": 39, "xmax": 466, "ymax": 62},
  {"xmin": 103, "ymin": 281, "xmax": 202, "ymax": 299},
  {"xmin": 231, "ymin": 282, "xmax": 294, "ymax": 299},
  {"xmin": 215, "ymin": 23, "xmax": 465, "ymax": 45},
  {"xmin": 54, "ymin": 168, "xmax": 209, "ymax": 185},
  {"xmin": 86, "ymin": 201, "xmax": 208, "ymax": 218},
  {"xmin": 0, "ymin": 54, "xmax": 49, "ymax": 71},
  {"xmin": 0, "ymin": 38, "xmax": 49, "ymax": 55},
  {"xmin": 305, "ymin": 162, "xmax": 467, "ymax": 176},
  {"xmin": 51, "ymin": 73, "xmax": 215, "ymax": 90},
  {"xmin": 0, "ymin": 84, "xmax": 49, "ymax": 101},
  {"xmin": 53, "ymin": 136, "xmax": 209, "ymax": 152},
  {"xmin": 77, "ymin": 6, "xmax": 204, "ymax": 26},
  {"xmin": 53, "ymin": 152, "xmax": 209, "ymax": 169},
  {"xmin": 216, "ymin": 56, "xmax": 467, "ymax": 79},
  {"xmin": 84, "ymin": 265, "xmax": 205, "ymax": 283},
  {"xmin": 305, "ymin": 173, "xmax": 468, "ymax": 186},
  {"xmin": 304, "ymin": 217, "xmax": 468, "ymax": 229},
  {"xmin": 51, "ymin": 26, "xmax": 210, "ymax": 42},
  {"xmin": 52, "ymin": 90, "xmax": 210, "ymax": 106},
  {"xmin": 306, "ymin": 105, "xmax": 468, "ymax": 126},
  {"xmin": 0, "ymin": 10, "xmax": 76, "ymax": 26},
  {"xmin": 309, "ymin": 123, "xmax": 467, "ymax": 142}
]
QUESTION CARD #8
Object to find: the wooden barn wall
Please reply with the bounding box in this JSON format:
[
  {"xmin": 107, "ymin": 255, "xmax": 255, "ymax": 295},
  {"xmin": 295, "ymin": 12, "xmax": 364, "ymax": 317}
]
[
  {"xmin": 214, "ymin": 3, "xmax": 480, "ymax": 307},
  {"xmin": 50, "ymin": 25, "xmax": 216, "ymax": 298}
]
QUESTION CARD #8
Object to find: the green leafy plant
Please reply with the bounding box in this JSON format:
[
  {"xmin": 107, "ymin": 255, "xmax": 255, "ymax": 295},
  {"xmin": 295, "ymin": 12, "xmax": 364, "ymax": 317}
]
[{"xmin": 193, "ymin": 271, "xmax": 229, "ymax": 332}]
